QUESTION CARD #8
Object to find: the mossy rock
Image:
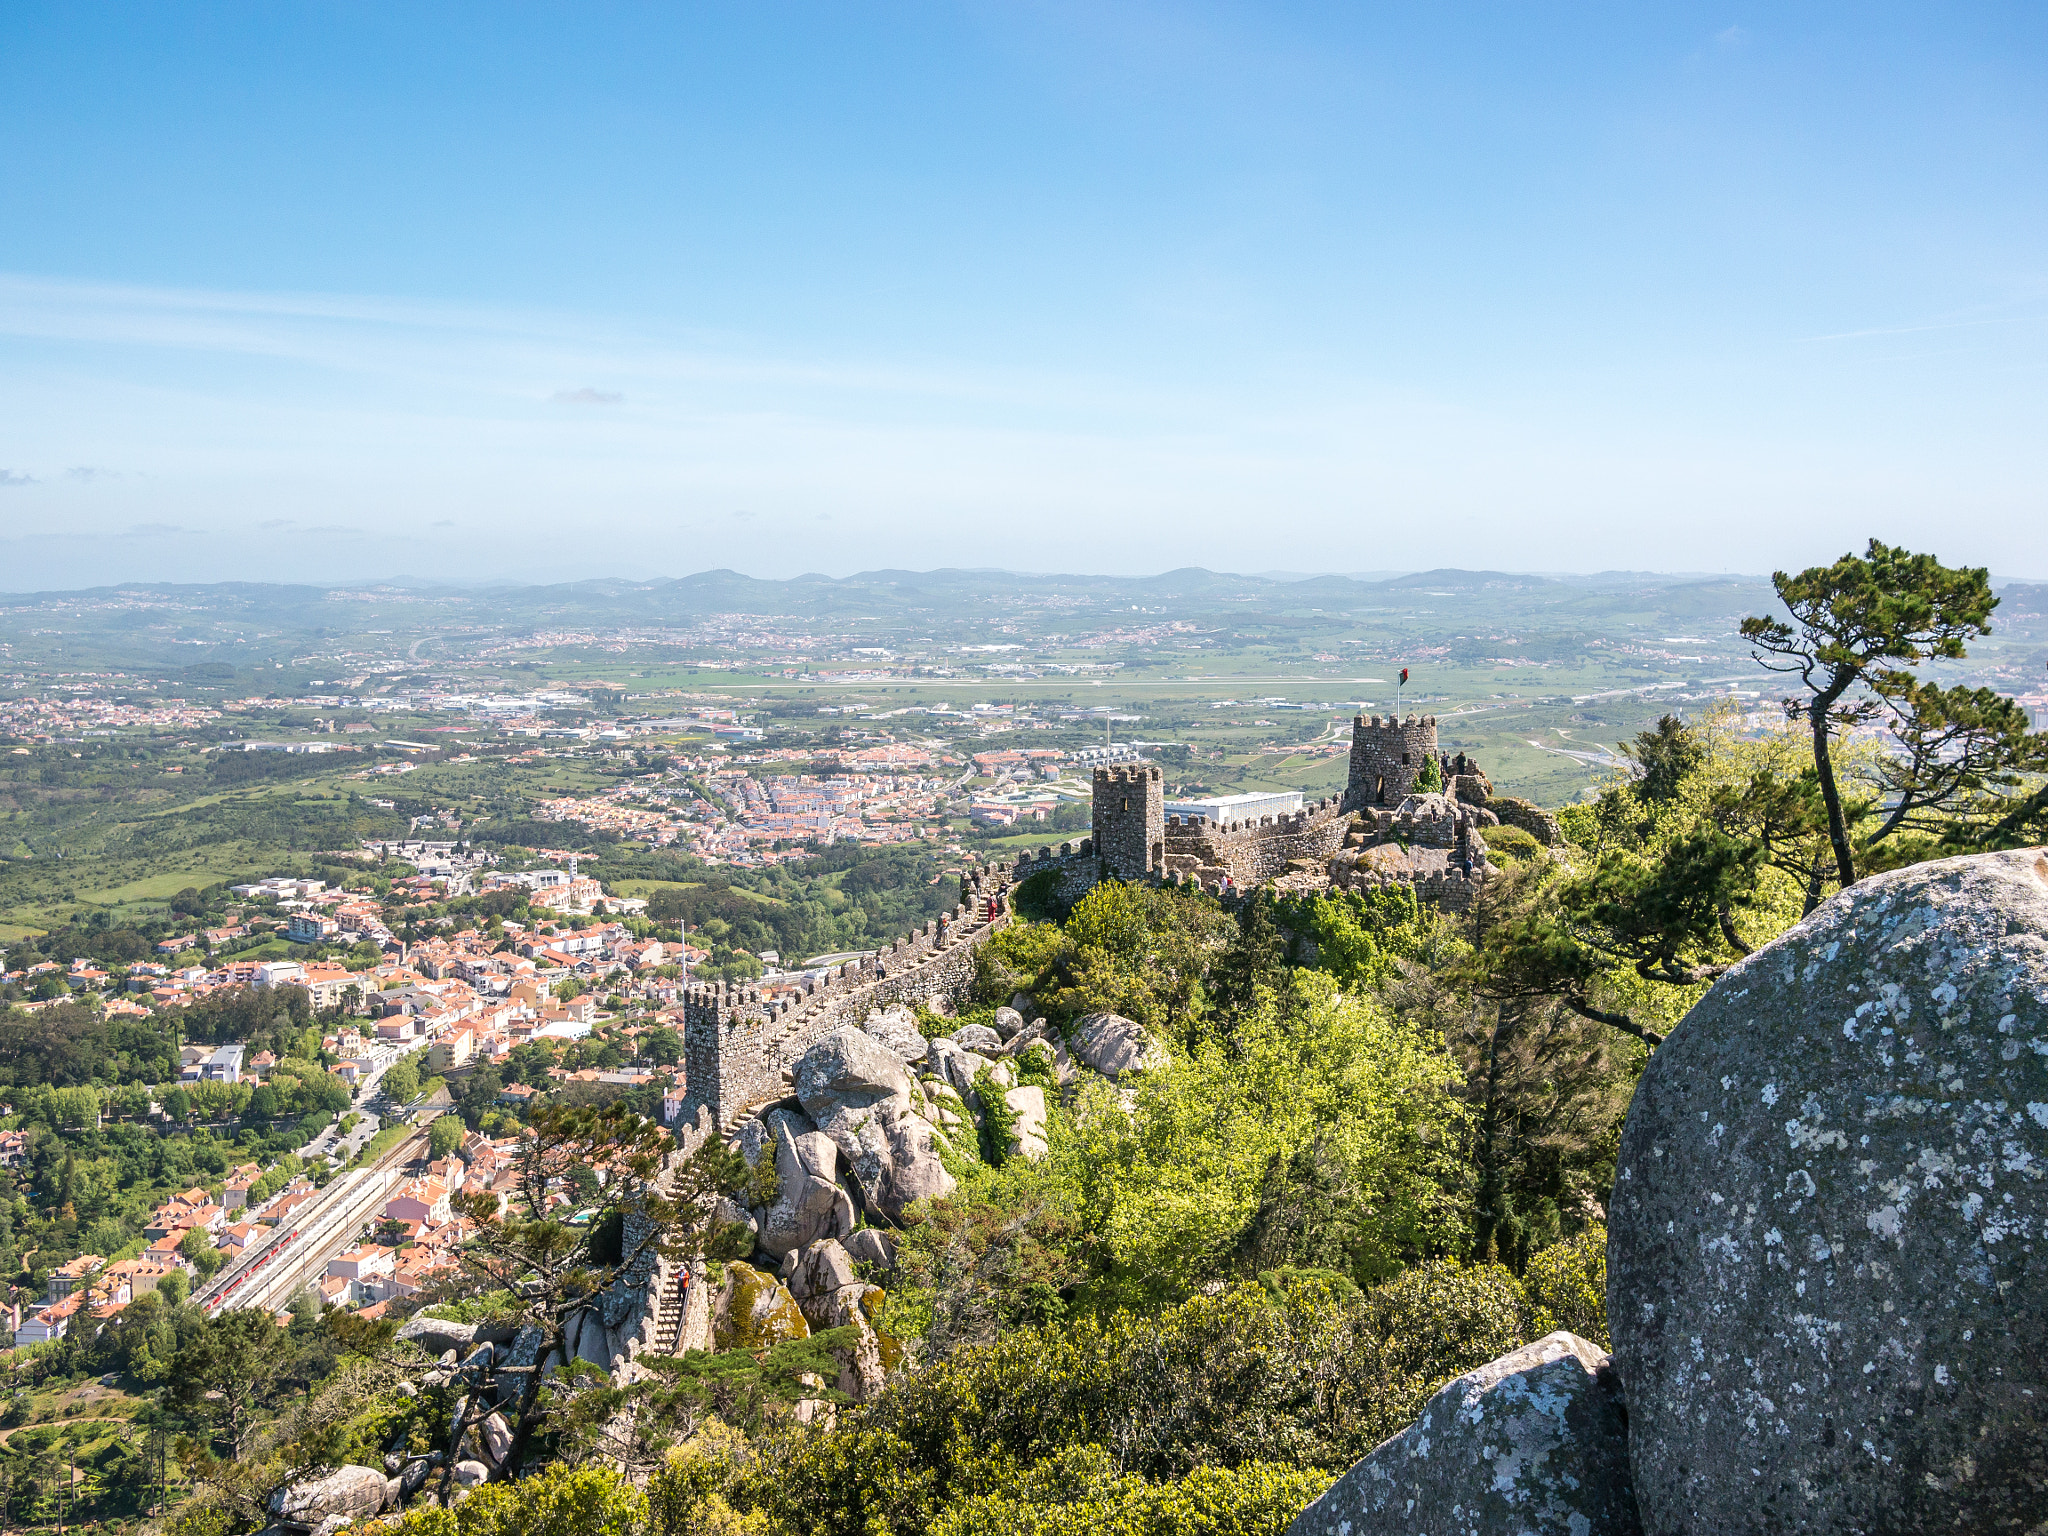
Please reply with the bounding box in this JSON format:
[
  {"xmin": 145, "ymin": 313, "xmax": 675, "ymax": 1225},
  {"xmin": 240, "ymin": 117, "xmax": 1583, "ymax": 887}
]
[
  {"xmin": 858, "ymin": 1286, "xmax": 906, "ymax": 1374},
  {"xmin": 714, "ymin": 1261, "xmax": 811, "ymax": 1355}
]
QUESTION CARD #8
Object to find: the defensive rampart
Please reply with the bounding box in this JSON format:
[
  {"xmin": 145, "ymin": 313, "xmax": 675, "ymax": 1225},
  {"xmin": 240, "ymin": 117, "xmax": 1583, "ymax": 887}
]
[
  {"xmin": 1008, "ymin": 836, "xmax": 1105, "ymax": 908},
  {"xmin": 1159, "ymin": 794, "xmax": 1350, "ymax": 888},
  {"xmin": 1339, "ymin": 863, "xmax": 1487, "ymax": 914},
  {"xmin": 1487, "ymin": 795, "xmax": 1564, "ymax": 847},
  {"xmin": 680, "ymin": 865, "xmax": 1015, "ymax": 1131}
]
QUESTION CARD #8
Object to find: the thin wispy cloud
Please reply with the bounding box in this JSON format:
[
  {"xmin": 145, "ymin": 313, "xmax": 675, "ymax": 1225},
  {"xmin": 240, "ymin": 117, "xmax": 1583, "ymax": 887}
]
[
  {"xmin": 0, "ymin": 267, "xmax": 2040, "ymax": 588},
  {"xmin": 1798, "ymin": 317, "xmax": 2025, "ymax": 344},
  {"xmin": 0, "ymin": 270, "xmax": 1233, "ymax": 418}
]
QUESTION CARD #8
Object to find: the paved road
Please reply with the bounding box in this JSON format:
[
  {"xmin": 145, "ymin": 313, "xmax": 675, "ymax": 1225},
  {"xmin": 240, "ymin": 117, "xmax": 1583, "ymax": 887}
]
[{"xmin": 299, "ymin": 1040, "xmax": 410, "ymax": 1168}]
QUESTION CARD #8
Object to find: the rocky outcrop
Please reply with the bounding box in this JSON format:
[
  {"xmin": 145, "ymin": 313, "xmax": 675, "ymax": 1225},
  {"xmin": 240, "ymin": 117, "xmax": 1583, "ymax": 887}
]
[
  {"xmin": 783, "ymin": 1236, "xmax": 859, "ymax": 1300},
  {"xmin": 1610, "ymin": 849, "xmax": 2048, "ymax": 1536},
  {"xmin": 803, "ymin": 1280, "xmax": 892, "ymax": 1401},
  {"xmin": 841, "ymin": 1103, "xmax": 956, "ymax": 1220},
  {"xmin": 951, "ymin": 1022, "xmax": 1003, "ymax": 1053},
  {"xmin": 268, "ymin": 1465, "xmax": 390, "ymax": 1531},
  {"xmin": 784, "ymin": 1238, "xmax": 893, "ymax": 1400},
  {"xmin": 1003, "ymin": 1085, "xmax": 1049, "ymax": 1159},
  {"xmin": 1071, "ymin": 1012, "xmax": 1166, "ymax": 1079},
  {"xmin": 757, "ymin": 1114, "xmax": 856, "ymax": 1261},
  {"xmin": 928, "ymin": 1037, "xmax": 994, "ymax": 1101},
  {"xmin": 842, "ymin": 1227, "xmax": 897, "ymax": 1272},
  {"xmin": 712, "ymin": 1261, "xmax": 810, "ymax": 1353},
  {"xmin": 1006, "ymin": 1023, "xmax": 1073, "ymax": 1082},
  {"xmin": 794, "ymin": 1028, "xmax": 916, "ymax": 1136},
  {"xmin": 396, "ymin": 1316, "xmax": 489, "ymax": 1359},
  {"xmin": 494, "ymin": 1322, "xmax": 558, "ymax": 1407},
  {"xmin": 862, "ymin": 1003, "xmax": 928, "ymax": 1064},
  {"xmin": 1287, "ymin": 1332, "xmax": 1637, "ymax": 1536}
]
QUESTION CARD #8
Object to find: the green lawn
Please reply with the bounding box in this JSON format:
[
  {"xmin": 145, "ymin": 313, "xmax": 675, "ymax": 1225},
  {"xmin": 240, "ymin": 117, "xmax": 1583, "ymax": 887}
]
[
  {"xmin": 78, "ymin": 865, "xmax": 255, "ymax": 905},
  {"xmin": 606, "ymin": 877, "xmax": 704, "ymax": 899}
]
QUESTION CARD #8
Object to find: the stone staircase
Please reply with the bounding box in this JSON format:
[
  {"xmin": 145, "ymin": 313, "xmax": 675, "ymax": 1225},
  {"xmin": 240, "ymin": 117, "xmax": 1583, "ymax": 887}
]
[{"xmin": 651, "ymin": 1262, "xmax": 692, "ymax": 1355}]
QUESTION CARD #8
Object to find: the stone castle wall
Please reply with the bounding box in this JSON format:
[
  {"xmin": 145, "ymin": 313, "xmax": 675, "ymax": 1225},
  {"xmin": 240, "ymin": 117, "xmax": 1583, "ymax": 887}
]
[
  {"xmin": 1344, "ymin": 714, "xmax": 1439, "ymax": 810},
  {"xmin": 681, "ymin": 866, "xmax": 1013, "ymax": 1130},
  {"xmin": 1340, "ymin": 862, "xmax": 1486, "ymax": 914},
  {"xmin": 1160, "ymin": 795, "xmax": 1350, "ymax": 887},
  {"xmin": 1370, "ymin": 801, "xmax": 1470, "ymax": 850},
  {"xmin": 1488, "ymin": 795, "xmax": 1564, "ymax": 847},
  {"xmin": 677, "ymin": 716, "xmax": 1536, "ymax": 1133},
  {"xmin": 1009, "ymin": 837, "xmax": 1106, "ymax": 908}
]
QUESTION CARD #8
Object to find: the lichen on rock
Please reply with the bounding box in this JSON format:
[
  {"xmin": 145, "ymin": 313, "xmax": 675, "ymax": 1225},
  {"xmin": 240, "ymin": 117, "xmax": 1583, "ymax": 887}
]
[
  {"xmin": 1285, "ymin": 1330, "xmax": 1638, "ymax": 1536},
  {"xmin": 711, "ymin": 1260, "xmax": 810, "ymax": 1355},
  {"xmin": 1610, "ymin": 849, "xmax": 2048, "ymax": 1536}
]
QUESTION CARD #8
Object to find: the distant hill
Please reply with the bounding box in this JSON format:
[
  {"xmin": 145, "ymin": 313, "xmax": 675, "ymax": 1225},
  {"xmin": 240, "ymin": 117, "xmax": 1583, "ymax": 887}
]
[{"xmin": 0, "ymin": 566, "xmax": 1794, "ymax": 651}]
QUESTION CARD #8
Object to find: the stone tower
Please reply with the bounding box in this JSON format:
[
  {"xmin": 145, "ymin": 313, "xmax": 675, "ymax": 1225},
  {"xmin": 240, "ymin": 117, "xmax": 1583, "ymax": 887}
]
[
  {"xmin": 1093, "ymin": 763, "xmax": 1164, "ymax": 881},
  {"xmin": 1345, "ymin": 714, "xmax": 1439, "ymax": 811}
]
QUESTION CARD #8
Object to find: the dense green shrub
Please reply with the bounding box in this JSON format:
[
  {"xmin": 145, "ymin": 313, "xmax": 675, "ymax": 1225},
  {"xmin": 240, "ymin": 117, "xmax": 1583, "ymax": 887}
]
[
  {"xmin": 973, "ymin": 918, "xmax": 1069, "ymax": 1004},
  {"xmin": 1523, "ymin": 1224, "xmax": 1609, "ymax": 1347},
  {"xmin": 930, "ymin": 1446, "xmax": 1331, "ymax": 1536},
  {"xmin": 739, "ymin": 1266, "xmax": 1532, "ymax": 1536},
  {"xmin": 1481, "ymin": 824, "xmax": 1543, "ymax": 863},
  {"xmin": 392, "ymin": 1462, "xmax": 651, "ymax": 1535}
]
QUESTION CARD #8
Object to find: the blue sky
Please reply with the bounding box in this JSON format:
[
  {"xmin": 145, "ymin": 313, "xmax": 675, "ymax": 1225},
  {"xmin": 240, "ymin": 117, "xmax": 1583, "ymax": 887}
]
[{"xmin": 1, "ymin": 3, "xmax": 2044, "ymax": 587}]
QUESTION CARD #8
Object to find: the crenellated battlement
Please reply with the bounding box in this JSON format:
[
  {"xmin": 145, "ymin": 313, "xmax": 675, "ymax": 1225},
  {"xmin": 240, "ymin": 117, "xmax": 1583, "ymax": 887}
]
[
  {"xmin": 1341, "ymin": 863, "xmax": 1488, "ymax": 913},
  {"xmin": 1093, "ymin": 762, "xmax": 1163, "ymax": 880},
  {"xmin": 1345, "ymin": 713, "xmax": 1440, "ymax": 810},
  {"xmin": 1158, "ymin": 793, "xmax": 1350, "ymax": 889},
  {"xmin": 681, "ymin": 863, "xmax": 1019, "ymax": 1130},
  {"xmin": 1369, "ymin": 792, "xmax": 1488, "ymax": 851}
]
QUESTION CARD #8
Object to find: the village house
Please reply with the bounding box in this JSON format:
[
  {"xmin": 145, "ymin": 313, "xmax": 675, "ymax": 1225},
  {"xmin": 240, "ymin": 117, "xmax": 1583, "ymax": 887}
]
[
  {"xmin": 14, "ymin": 1293, "xmax": 83, "ymax": 1346},
  {"xmin": 47, "ymin": 1253, "xmax": 105, "ymax": 1304},
  {"xmin": 223, "ymin": 1162, "xmax": 264, "ymax": 1210},
  {"xmin": 383, "ymin": 1177, "xmax": 451, "ymax": 1225}
]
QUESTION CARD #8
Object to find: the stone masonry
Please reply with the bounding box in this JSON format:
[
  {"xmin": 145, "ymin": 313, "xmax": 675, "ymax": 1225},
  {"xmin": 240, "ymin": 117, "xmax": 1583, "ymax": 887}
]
[
  {"xmin": 1092, "ymin": 764, "xmax": 1164, "ymax": 881},
  {"xmin": 1160, "ymin": 796, "xmax": 1351, "ymax": 887},
  {"xmin": 1345, "ymin": 713, "xmax": 1438, "ymax": 810},
  {"xmin": 681, "ymin": 865, "xmax": 1014, "ymax": 1131}
]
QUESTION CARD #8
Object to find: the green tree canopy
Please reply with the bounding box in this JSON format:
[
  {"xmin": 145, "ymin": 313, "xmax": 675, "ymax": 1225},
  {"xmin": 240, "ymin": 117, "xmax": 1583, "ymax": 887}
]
[{"xmin": 1742, "ymin": 539, "xmax": 1998, "ymax": 885}]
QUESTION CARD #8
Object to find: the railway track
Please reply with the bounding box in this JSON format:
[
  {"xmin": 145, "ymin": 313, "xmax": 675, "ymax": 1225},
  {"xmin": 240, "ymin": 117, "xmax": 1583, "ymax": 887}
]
[{"xmin": 196, "ymin": 1125, "xmax": 430, "ymax": 1315}]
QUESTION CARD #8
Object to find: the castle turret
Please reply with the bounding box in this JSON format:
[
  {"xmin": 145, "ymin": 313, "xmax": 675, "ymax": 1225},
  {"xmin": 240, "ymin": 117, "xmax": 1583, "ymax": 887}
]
[
  {"xmin": 1092, "ymin": 763, "xmax": 1164, "ymax": 881},
  {"xmin": 1345, "ymin": 714, "xmax": 1439, "ymax": 810}
]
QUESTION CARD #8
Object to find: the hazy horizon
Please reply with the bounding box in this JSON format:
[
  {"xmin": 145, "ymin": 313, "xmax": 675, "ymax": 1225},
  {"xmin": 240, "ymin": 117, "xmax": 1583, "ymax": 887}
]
[{"xmin": 7, "ymin": 559, "xmax": 2048, "ymax": 600}]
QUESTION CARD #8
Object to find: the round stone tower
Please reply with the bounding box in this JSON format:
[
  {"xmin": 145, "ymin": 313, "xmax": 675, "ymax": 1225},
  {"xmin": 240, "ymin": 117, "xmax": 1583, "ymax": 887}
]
[{"xmin": 1345, "ymin": 714, "xmax": 1439, "ymax": 810}]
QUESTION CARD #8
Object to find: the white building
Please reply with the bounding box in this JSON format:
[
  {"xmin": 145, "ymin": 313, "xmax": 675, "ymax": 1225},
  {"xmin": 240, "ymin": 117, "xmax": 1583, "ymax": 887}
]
[
  {"xmin": 1164, "ymin": 790, "xmax": 1305, "ymax": 826},
  {"xmin": 199, "ymin": 1043, "xmax": 246, "ymax": 1084}
]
